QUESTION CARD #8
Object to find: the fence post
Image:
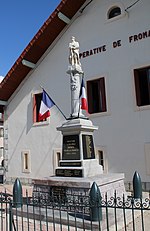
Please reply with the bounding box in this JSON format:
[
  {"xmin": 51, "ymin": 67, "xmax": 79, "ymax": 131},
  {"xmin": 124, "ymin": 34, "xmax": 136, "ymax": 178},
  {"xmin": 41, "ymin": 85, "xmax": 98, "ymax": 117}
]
[
  {"xmin": 133, "ymin": 171, "xmax": 142, "ymax": 199},
  {"xmin": 9, "ymin": 201, "xmax": 13, "ymax": 231},
  {"xmin": 13, "ymin": 178, "xmax": 23, "ymax": 208},
  {"xmin": 89, "ymin": 182, "xmax": 102, "ymax": 221}
]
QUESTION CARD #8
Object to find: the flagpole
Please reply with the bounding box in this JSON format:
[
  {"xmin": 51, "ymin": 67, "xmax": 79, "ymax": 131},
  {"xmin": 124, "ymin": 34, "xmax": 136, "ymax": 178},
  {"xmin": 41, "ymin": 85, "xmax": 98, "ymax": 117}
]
[
  {"xmin": 40, "ymin": 86, "xmax": 67, "ymax": 120},
  {"xmin": 78, "ymin": 76, "xmax": 82, "ymax": 118},
  {"xmin": 78, "ymin": 73, "xmax": 84, "ymax": 117}
]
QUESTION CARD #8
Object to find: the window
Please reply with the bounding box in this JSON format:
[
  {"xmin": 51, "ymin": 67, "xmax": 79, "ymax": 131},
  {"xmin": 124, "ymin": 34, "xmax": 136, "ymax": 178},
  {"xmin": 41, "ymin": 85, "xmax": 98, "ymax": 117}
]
[
  {"xmin": 98, "ymin": 150, "xmax": 104, "ymax": 170},
  {"xmin": 24, "ymin": 153, "xmax": 29, "ymax": 170},
  {"xmin": 108, "ymin": 6, "xmax": 121, "ymax": 19},
  {"xmin": 87, "ymin": 77, "xmax": 107, "ymax": 114},
  {"xmin": 33, "ymin": 93, "xmax": 42, "ymax": 123},
  {"xmin": 22, "ymin": 151, "xmax": 31, "ymax": 173},
  {"xmin": 96, "ymin": 147, "xmax": 108, "ymax": 173},
  {"xmin": 53, "ymin": 149, "xmax": 62, "ymax": 174},
  {"xmin": 0, "ymin": 113, "xmax": 3, "ymax": 122},
  {"xmin": 0, "ymin": 128, "xmax": 4, "ymax": 137},
  {"xmin": 0, "ymin": 113, "xmax": 4, "ymax": 126},
  {"xmin": 56, "ymin": 152, "xmax": 61, "ymax": 167},
  {"xmin": 1, "ymin": 159, "xmax": 4, "ymax": 167},
  {"xmin": 134, "ymin": 66, "xmax": 150, "ymax": 106},
  {"xmin": 33, "ymin": 93, "xmax": 48, "ymax": 123}
]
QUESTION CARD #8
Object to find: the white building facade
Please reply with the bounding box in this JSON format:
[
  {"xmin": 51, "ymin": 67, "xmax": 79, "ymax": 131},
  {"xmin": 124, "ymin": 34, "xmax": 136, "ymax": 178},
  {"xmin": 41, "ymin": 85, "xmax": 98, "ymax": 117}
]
[{"xmin": 0, "ymin": 0, "xmax": 150, "ymax": 184}]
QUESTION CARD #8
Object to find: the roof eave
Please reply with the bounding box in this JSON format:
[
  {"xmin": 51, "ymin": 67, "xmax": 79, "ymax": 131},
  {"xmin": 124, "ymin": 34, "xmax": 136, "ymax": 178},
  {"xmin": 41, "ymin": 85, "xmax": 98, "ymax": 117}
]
[{"xmin": 0, "ymin": 0, "xmax": 87, "ymax": 101}]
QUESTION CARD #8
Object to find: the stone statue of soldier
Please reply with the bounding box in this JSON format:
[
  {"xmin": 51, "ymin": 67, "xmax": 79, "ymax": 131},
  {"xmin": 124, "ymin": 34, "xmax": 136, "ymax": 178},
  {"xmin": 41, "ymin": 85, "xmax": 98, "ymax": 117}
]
[{"xmin": 69, "ymin": 36, "xmax": 81, "ymax": 66}]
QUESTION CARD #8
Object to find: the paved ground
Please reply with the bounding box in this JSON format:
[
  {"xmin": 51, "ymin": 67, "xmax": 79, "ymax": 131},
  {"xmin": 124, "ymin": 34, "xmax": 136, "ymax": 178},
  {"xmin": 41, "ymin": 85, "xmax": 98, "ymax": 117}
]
[
  {"xmin": 0, "ymin": 183, "xmax": 33, "ymax": 197},
  {"xmin": 118, "ymin": 211, "xmax": 150, "ymax": 231}
]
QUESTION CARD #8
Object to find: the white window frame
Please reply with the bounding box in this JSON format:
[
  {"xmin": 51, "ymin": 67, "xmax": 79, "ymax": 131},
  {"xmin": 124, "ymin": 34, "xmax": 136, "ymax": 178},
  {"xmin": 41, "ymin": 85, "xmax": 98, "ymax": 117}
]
[
  {"xmin": 0, "ymin": 127, "xmax": 4, "ymax": 137},
  {"xmin": 105, "ymin": 2, "xmax": 127, "ymax": 23},
  {"xmin": 87, "ymin": 75, "xmax": 111, "ymax": 118},
  {"xmin": 32, "ymin": 91, "xmax": 50, "ymax": 127},
  {"xmin": 95, "ymin": 146, "xmax": 108, "ymax": 173},
  {"xmin": 53, "ymin": 148, "xmax": 62, "ymax": 174},
  {"xmin": 21, "ymin": 150, "xmax": 31, "ymax": 173}
]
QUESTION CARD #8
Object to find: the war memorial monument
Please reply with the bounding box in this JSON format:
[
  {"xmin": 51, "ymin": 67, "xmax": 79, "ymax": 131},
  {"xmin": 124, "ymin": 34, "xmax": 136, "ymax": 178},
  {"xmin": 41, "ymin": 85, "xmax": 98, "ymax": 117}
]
[{"xmin": 33, "ymin": 37, "xmax": 125, "ymax": 198}]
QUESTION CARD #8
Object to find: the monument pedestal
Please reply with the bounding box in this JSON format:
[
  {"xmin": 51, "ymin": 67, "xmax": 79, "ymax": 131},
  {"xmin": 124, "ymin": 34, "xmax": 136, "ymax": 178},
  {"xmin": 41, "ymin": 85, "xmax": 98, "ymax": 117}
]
[
  {"xmin": 56, "ymin": 118, "xmax": 103, "ymax": 177},
  {"xmin": 56, "ymin": 159, "xmax": 103, "ymax": 178},
  {"xmin": 32, "ymin": 173, "xmax": 125, "ymax": 199}
]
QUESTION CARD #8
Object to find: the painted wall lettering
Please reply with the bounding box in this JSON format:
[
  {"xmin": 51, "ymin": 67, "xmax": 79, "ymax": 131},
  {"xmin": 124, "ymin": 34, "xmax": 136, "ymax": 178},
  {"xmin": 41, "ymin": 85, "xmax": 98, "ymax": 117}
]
[
  {"xmin": 79, "ymin": 45, "xmax": 106, "ymax": 59},
  {"xmin": 129, "ymin": 30, "xmax": 150, "ymax": 43},
  {"xmin": 112, "ymin": 40, "xmax": 121, "ymax": 48},
  {"xmin": 79, "ymin": 29, "xmax": 150, "ymax": 59}
]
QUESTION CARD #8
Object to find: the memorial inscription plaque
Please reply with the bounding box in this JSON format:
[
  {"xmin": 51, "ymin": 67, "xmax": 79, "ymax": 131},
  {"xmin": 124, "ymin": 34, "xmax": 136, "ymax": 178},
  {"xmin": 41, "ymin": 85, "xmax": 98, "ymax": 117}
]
[
  {"xmin": 56, "ymin": 169, "xmax": 83, "ymax": 177},
  {"xmin": 51, "ymin": 186, "xmax": 66, "ymax": 200},
  {"xmin": 62, "ymin": 135, "xmax": 80, "ymax": 160},
  {"xmin": 60, "ymin": 162, "xmax": 81, "ymax": 167},
  {"xmin": 82, "ymin": 135, "xmax": 95, "ymax": 159}
]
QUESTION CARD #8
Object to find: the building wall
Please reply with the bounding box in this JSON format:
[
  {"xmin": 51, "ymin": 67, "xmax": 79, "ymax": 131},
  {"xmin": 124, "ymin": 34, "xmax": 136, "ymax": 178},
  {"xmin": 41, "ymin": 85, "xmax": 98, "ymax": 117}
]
[
  {"xmin": 5, "ymin": 68, "xmax": 65, "ymax": 181},
  {"xmin": 5, "ymin": 0, "xmax": 150, "ymax": 182},
  {"xmin": 0, "ymin": 114, "xmax": 4, "ymax": 166}
]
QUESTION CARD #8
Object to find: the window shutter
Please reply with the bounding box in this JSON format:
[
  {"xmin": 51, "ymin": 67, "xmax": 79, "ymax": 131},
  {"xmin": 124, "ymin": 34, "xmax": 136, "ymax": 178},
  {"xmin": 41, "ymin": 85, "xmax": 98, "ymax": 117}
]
[
  {"xmin": 33, "ymin": 95, "xmax": 37, "ymax": 123},
  {"xmin": 134, "ymin": 70, "xmax": 141, "ymax": 106},
  {"xmin": 147, "ymin": 69, "xmax": 150, "ymax": 103},
  {"xmin": 87, "ymin": 81, "xmax": 93, "ymax": 113},
  {"xmin": 99, "ymin": 77, "xmax": 107, "ymax": 112}
]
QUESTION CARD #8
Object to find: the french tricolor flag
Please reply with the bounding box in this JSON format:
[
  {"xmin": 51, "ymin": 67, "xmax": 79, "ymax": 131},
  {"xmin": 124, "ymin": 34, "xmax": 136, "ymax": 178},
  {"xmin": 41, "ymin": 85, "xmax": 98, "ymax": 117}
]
[
  {"xmin": 79, "ymin": 78, "xmax": 88, "ymax": 112},
  {"xmin": 39, "ymin": 90, "xmax": 55, "ymax": 121}
]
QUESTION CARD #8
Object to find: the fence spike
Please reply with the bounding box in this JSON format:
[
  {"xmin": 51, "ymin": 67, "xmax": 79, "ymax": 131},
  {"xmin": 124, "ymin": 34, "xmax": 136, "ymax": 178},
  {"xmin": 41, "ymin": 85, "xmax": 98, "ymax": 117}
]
[
  {"xmin": 89, "ymin": 182, "xmax": 102, "ymax": 221},
  {"xmin": 133, "ymin": 171, "xmax": 142, "ymax": 199},
  {"xmin": 13, "ymin": 178, "xmax": 23, "ymax": 208}
]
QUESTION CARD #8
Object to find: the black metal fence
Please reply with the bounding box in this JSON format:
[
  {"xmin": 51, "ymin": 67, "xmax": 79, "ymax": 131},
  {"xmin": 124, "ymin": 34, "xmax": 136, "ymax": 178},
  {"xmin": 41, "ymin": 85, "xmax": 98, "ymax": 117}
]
[{"xmin": 0, "ymin": 174, "xmax": 150, "ymax": 231}]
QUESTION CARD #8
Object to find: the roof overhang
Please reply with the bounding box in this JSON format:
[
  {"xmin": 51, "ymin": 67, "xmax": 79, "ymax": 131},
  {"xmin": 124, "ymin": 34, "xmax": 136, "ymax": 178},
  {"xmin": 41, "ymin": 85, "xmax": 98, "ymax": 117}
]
[{"xmin": 0, "ymin": 0, "xmax": 87, "ymax": 103}]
